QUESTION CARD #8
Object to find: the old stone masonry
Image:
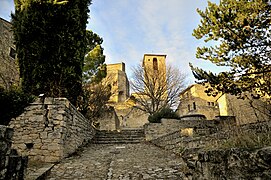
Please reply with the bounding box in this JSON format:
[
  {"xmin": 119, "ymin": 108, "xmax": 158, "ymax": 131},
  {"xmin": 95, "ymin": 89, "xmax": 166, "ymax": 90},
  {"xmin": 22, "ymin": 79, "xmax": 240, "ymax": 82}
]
[{"xmin": 46, "ymin": 143, "xmax": 186, "ymax": 180}]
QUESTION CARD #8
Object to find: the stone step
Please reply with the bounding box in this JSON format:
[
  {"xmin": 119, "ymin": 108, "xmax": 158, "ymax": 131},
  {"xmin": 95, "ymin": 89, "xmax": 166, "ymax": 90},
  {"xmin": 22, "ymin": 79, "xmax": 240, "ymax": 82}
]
[
  {"xmin": 93, "ymin": 137, "xmax": 144, "ymax": 141},
  {"xmin": 95, "ymin": 133, "xmax": 144, "ymax": 137},
  {"xmin": 97, "ymin": 129, "xmax": 144, "ymax": 134},
  {"xmin": 92, "ymin": 129, "xmax": 145, "ymax": 144},
  {"xmin": 92, "ymin": 140, "xmax": 143, "ymax": 144}
]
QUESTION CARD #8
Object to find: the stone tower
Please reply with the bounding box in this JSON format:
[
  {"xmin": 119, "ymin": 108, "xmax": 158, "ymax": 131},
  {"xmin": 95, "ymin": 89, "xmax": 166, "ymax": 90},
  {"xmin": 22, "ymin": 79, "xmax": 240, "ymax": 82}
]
[
  {"xmin": 142, "ymin": 54, "xmax": 166, "ymax": 76},
  {"xmin": 142, "ymin": 54, "xmax": 167, "ymax": 97},
  {"xmin": 106, "ymin": 62, "xmax": 129, "ymax": 103}
]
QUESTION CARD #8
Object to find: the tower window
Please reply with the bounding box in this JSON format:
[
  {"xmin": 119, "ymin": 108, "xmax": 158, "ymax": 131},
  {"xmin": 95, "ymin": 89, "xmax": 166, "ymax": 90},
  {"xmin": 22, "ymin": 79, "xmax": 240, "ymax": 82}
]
[
  {"xmin": 188, "ymin": 104, "xmax": 191, "ymax": 111},
  {"xmin": 193, "ymin": 102, "xmax": 196, "ymax": 110},
  {"xmin": 153, "ymin": 58, "xmax": 158, "ymax": 70},
  {"xmin": 9, "ymin": 47, "xmax": 16, "ymax": 59},
  {"xmin": 113, "ymin": 81, "xmax": 117, "ymax": 86}
]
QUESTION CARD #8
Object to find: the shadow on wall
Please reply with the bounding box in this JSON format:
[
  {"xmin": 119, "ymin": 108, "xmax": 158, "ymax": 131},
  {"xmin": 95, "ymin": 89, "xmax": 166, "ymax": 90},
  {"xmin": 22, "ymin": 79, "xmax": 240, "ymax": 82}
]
[
  {"xmin": 9, "ymin": 97, "xmax": 95, "ymax": 163},
  {"xmin": 96, "ymin": 106, "xmax": 120, "ymax": 131}
]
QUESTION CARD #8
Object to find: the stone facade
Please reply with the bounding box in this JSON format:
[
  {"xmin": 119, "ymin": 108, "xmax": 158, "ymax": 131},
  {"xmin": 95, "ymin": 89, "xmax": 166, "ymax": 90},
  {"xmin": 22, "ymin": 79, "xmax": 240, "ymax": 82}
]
[
  {"xmin": 217, "ymin": 93, "xmax": 271, "ymax": 124},
  {"xmin": 9, "ymin": 97, "xmax": 95, "ymax": 163},
  {"xmin": 106, "ymin": 62, "xmax": 129, "ymax": 103},
  {"xmin": 142, "ymin": 54, "xmax": 167, "ymax": 99},
  {"xmin": 0, "ymin": 125, "xmax": 28, "ymax": 179},
  {"xmin": 0, "ymin": 17, "xmax": 19, "ymax": 89},
  {"xmin": 142, "ymin": 54, "xmax": 166, "ymax": 78},
  {"xmin": 115, "ymin": 105, "xmax": 149, "ymax": 129},
  {"xmin": 177, "ymin": 84, "xmax": 271, "ymax": 124},
  {"xmin": 176, "ymin": 84, "xmax": 220, "ymax": 120},
  {"xmin": 97, "ymin": 106, "xmax": 120, "ymax": 130}
]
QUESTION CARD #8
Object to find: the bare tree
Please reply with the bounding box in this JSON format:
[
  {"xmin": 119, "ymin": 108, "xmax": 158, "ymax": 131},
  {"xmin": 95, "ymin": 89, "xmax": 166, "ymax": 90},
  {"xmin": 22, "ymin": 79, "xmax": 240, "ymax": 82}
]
[
  {"xmin": 130, "ymin": 64, "xmax": 187, "ymax": 115},
  {"xmin": 77, "ymin": 79, "xmax": 111, "ymax": 120}
]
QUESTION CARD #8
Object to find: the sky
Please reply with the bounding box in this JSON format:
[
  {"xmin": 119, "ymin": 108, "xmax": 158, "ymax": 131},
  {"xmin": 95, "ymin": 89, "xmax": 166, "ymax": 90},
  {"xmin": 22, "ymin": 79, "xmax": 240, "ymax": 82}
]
[{"xmin": 0, "ymin": 0, "xmax": 223, "ymax": 85}]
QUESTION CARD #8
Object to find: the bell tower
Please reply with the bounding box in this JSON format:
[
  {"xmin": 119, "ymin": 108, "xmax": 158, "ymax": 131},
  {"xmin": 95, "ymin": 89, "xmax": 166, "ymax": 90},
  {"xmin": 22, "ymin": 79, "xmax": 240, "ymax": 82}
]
[{"xmin": 142, "ymin": 54, "xmax": 166, "ymax": 75}]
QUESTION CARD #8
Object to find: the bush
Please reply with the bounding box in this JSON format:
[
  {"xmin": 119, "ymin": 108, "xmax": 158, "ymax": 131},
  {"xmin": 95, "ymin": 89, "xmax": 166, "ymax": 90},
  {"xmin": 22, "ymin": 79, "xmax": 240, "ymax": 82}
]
[
  {"xmin": 148, "ymin": 107, "xmax": 180, "ymax": 123},
  {"xmin": 0, "ymin": 87, "xmax": 34, "ymax": 125}
]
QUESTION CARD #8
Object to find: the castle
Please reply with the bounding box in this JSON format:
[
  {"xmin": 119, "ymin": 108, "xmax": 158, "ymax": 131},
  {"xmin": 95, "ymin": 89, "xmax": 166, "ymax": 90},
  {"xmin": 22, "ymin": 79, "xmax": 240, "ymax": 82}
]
[
  {"xmin": 1, "ymin": 17, "xmax": 269, "ymax": 130},
  {"xmin": 105, "ymin": 55, "xmax": 270, "ymax": 129}
]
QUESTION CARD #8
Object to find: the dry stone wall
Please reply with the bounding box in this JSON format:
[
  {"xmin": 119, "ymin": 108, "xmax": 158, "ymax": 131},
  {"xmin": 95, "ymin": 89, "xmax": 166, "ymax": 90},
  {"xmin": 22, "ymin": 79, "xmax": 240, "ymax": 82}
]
[
  {"xmin": 9, "ymin": 97, "xmax": 95, "ymax": 163},
  {"xmin": 0, "ymin": 125, "xmax": 28, "ymax": 179},
  {"xmin": 149, "ymin": 119, "xmax": 271, "ymax": 179},
  {"xmin": 149, "ymin": 119, "xmax": 271, "ymax": 154},
  {"xmin": 144, "ymin": 118, "xmax": 224, "ymax": 141},
  {"xmin": 184, "ymin": 147, "xmax": 271, "ymax": 179}
]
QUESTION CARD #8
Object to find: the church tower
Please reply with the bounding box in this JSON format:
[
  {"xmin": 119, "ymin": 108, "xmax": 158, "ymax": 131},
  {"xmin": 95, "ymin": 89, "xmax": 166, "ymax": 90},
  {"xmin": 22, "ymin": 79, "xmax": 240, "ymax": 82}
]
[
  {"xmin": 142, "ymin": 54, "xmax": 167, "ymax": 99},
  {"xmin": 142, "ymin": 54, "xmax": 166, "ymax": 75}
]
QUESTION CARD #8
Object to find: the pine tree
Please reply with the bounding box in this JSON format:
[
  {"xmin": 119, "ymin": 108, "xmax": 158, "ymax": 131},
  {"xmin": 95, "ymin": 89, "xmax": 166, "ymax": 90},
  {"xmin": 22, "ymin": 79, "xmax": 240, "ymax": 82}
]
[{"xmin": 191, "ymin": 0, "xmax": 271, "ymax": 102}]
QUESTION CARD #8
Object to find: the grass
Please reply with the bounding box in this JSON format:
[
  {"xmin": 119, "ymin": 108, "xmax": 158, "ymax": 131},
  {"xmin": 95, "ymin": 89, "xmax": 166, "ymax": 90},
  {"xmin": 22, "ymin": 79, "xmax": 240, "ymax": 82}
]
[{"xmin": 202, "ymin": 129, "xmax": 271, "ymax": 151}]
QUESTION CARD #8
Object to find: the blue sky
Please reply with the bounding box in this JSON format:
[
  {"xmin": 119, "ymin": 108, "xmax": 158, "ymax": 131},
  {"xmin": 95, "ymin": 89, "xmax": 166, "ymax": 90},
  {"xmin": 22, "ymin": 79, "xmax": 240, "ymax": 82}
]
[{"xmin": 0, "ymin": 0, "xmax": 223, "ymax": 85}]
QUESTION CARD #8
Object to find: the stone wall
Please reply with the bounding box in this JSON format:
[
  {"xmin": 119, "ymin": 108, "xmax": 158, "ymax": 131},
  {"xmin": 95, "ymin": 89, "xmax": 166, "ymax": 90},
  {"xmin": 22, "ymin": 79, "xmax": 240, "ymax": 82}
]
[
  {"xmin": 0, "ymin": 125, "xmax": 28, "ymax": 179},
  {"xmin": 97, "ymin": 106, "xmax": 120, "ymax": 130},
  {"xmin": 144, "ymin": 118, "xmax": 223, "ymax": 141},
  {"xmin": 9, "ymin": 97, "xmax": 95, "ymax": 163},
  {"xmin": 149, "ymin": 119, "xmax": 271, "ymax": 179},
  {"xmin": 115, "ymin": 106, "xmax": 149, "ymax": 129},
  {"xmin": 217, "ymin": 94, "xmax": 271, "ymax": 125},
  {"xmin": 183, "ymin": 147, "xmax": 271, "ymax": 179},
  {"xmin": 148, "ymin": 118, "xmax": 271, "ymax": 155}
]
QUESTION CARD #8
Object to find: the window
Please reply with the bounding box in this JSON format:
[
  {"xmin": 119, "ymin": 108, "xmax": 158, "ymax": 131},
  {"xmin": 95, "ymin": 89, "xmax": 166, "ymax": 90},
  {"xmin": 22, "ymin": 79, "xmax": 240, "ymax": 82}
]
[
  {"xmin": 208, "ymin": 102, "xmax": 211, "ymax": 106},
  {"xmin": 153, "ymin": 58, "xmax": 158, "ymax": 70},
  {"xmin": 188, "ymin": 104, "xmax": 191, "ymax": 111},
  {"xmin": 113, "ymin": 81, "xmax": 117, "ymax": 86},
  {"xmin": 119, "ymin": 91, "xmax": 123, "ymax": 95},
  {"xmin": 211, "ymin": 102, "xmax": 215, "ymax": 106},
  {"xmin": 9, "ymin": 47, "xmax": 16, "ymax": 59},
  {"xmin": 193, "ymin": 102, "xmax": 196, "ymax": 110}
]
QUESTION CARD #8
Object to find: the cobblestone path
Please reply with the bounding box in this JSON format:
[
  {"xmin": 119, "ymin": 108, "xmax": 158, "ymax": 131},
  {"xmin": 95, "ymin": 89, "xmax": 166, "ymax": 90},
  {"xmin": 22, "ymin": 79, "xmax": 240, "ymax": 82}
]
[{"xmin": 46, "ymin": 142, "xmax": 186, "ymax": 180}]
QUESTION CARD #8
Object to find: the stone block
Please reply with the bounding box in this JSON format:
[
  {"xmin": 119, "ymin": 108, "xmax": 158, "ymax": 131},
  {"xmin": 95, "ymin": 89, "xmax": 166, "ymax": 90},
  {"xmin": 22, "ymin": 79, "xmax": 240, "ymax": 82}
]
[
  {"xmin": 40, "ymin": 131, "xmax": 48, "ymax": 139},
  {"xmin": 44, "ymin": 156, "xmax": 60, "ymax": 163},
  {"xmin": 40, "ymin": 145, "xmax": 48, "ymax": 150},
  {"xmin": 44, "ymin": 97, "xmax": 54, "ymax": 104}
]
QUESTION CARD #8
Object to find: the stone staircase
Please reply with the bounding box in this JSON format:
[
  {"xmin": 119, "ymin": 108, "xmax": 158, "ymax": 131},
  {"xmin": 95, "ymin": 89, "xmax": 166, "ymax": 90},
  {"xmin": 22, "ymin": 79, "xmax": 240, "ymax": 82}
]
[{"xmin": 92, "ymin": 128, "xmax": 145, "ymax": 144}]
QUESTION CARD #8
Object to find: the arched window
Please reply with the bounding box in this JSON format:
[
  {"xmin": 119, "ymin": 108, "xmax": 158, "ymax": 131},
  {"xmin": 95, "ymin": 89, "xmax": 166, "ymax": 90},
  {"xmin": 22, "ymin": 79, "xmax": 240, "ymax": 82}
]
[
  {"xmin": 153, "ymin": 58, "xmax": 158, "ymax": 70},
  {"xmin": 193, "ymin": 102, "xmax": 196, "ymax": 110}
]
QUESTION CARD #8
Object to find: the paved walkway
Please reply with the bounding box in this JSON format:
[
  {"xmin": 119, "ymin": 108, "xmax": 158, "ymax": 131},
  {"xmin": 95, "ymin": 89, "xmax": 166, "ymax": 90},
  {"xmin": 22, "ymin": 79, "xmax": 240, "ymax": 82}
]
[{"xmin": 46, "ymin": 143, "xmax": 187, "ymax": 180}]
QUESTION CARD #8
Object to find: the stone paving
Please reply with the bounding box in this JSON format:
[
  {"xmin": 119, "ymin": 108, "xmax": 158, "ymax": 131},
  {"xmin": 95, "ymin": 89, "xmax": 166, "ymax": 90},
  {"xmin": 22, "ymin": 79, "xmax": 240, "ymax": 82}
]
[{"xmin": 46, "ymin": 142, "xmax": 187, "ymax": 180}]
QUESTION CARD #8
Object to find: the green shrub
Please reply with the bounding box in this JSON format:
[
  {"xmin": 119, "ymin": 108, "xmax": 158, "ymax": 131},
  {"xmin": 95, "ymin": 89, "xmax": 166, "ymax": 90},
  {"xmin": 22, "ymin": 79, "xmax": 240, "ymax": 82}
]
[
  {"xmin": 148, "ymin": 107, "xmax": 180, "ymax": 123},
  {"xmin": 0, "ymin": 87, "xmax": 34, "ymax": 125}
]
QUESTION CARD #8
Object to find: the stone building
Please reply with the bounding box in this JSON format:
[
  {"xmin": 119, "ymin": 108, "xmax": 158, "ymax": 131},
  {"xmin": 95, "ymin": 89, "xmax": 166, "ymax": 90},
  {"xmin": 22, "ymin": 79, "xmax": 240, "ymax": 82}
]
[
  {"xmin": 177, "ymin": 83, "xmax": 271, "ymax": 124},
  {"xmin": 217, "ymin": 94, "xmax": 271, "ymax": 125},
  {"xmin": 176, "ymin": 84, "xmax": 220, "ymax": 120},
  {"xmin": 106, "ymin": 62, "xmax": 129, "ymax": 103},
  {"xmin": 0, "ymin": 17, "xmax": 19, "ymax": 89}
]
